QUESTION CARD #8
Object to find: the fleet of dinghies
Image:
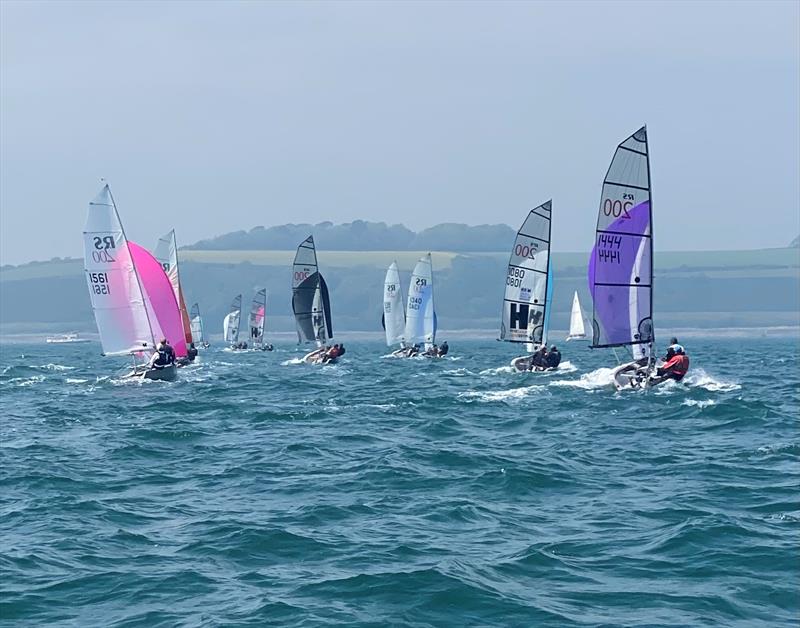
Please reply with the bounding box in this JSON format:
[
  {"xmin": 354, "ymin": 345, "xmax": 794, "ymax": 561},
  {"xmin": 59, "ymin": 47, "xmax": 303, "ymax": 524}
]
[{"xmin": 80, "ymin": 125, "xmax": 688, "ymax": 388}]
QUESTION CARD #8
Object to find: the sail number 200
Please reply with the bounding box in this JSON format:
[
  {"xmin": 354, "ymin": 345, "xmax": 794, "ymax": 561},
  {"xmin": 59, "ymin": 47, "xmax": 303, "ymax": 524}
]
[
  {"xmin": 89, "ymin": 272, "xmax": 111, "ymax": 295},
  {"xmin": 603, "ymin": 194, "xmax": 634, "ymax": 219}
]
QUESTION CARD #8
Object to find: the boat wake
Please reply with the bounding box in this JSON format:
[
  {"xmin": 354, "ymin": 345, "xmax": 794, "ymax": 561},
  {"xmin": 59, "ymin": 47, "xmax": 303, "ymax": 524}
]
[
  {"xmin": 683, "ymin": 368, "xmax": 741, "ymax": 392},
  {"xmin": 281, "ymin": 357, "xmax": 306, "ymax": 366},
  {"xmin": 458, "ymin": 384, "xmax": 546, "ymax": 404},
  {"xmin": 549, "ymin": 366, "xmax": 616, "ymax": 390}
]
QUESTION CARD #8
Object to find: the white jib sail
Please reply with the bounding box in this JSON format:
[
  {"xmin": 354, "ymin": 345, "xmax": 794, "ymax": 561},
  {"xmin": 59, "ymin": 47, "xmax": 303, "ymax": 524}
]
[
  {"xmin": 383, "ymin": 261, "xmax": 406, "ymax": 347},
  {"xmin": 405, "ymin": 253, "xmax": 435, "ymax": 347},
  {"xmin": 83, "ymin": 184, "xmax": 154, "ymax": 356},
  {"xmin": 499, "ymin": 201, "xmax": 552, "ymax": 351},
  {"xmin": 567, "ymin": 291, "xmax": 587, "ymax": 340}
]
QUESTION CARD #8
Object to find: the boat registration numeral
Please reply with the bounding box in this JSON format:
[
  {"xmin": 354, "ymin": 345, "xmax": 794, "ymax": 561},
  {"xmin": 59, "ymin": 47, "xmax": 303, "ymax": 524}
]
[
  {"xmin": 294, "ymin": 271, "xmax": 309, "ymax": 282},
  {"xmin": 597, "ymin": 234, "xmax": 622, "ymax": 264},
  {"xmin": 506, "ymin": 266, "xmax": 525, "ymax": 287},
  {"xmin": 161, "ymin": 262, "xmax": 170, "ymax": 272},
  {"xmin": 408, "ymin": 296, "xmax": 423, "ymax": 311},
  {"xmin": 89, "ymin": 272, "xmax": 111, "ymax": 294},
  {"xmin": 603, "ymin": 198, "xmax": 632, "ymax": 219}
]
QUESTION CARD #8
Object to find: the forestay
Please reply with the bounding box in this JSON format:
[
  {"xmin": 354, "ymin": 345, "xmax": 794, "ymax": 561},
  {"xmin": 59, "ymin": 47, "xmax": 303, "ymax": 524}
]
[
  {"xmin": 83, "ymin": 185, "xmax": 154, "ymax": 356},
  {"xmin": 404, "ymin": 253, "xmax": 436, "ymax": 346},
  {"xmin": 499, "ymin": 201, "xmax": 553, "ymax": 346},
  {"xmin": 154, "ymin": 230, "xmax": 193, "ymax": 346},
  {"xmin": 292, "ymin": 236, "xmax": 333, "ymax": 344},
  {"xmin": 249, "ymin": 289, "xmax": 268, "ymax": 344},
  {"xmin": 224, "ymin": 294, "xmax": 242, "ymax": 344},
  {"xmin": 129, "ymin": 242, "xmax": 188, "ymax": 358},
  {"xmin": 588, "ymin": 126, "xmax": 654, "ymax": 360},
  {"xmin": 382, "ymin": 262, "xmax": 406, "ymax": 347},
  {"xmin": 190, "ymin": 302, "xmax": 205, "ymax": 344}
]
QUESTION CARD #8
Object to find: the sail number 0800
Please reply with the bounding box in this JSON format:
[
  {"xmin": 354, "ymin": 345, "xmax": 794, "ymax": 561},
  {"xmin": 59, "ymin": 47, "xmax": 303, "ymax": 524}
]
[{"xmin": 506, "ymin": 267, "xmax": 525, "ymax": 287}]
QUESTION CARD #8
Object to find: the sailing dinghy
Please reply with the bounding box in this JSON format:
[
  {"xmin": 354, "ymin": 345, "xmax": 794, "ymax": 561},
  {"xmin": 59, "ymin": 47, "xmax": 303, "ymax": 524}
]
[
  {"xmin": 291, "ymin": 236, "xmax": 335, "ymax": 364},
  {"xmin": 223, "ymin": 294, "xmax": 242, "ymax": 348},
  {"xmin": 566, "ymin": 291, "xmax": 589, "ymax": 341},
  {"xmin": 190, "ymin": 303, "xmax": 209, "ymax": 348},
  {"xmin": 499, "ymin": 201, "xmax": 556, "ymax": 372},
  {"xmin": 382, "ymin": 261, "xmax": 407, "ymax": 353},
  {"xmin": 399, "ymin": 253, "xmax": 441, "ymax": 357},
  {"xmin": 83, "ymin": 184, "xmax": 178, "ymax": 381},
  {"xmin": 588, "ymin": 126, "xmax": 661, "ymax": 390},
  {"xmin": 249, "ymin": 288, "xmax": 271, "ymax": 350}
]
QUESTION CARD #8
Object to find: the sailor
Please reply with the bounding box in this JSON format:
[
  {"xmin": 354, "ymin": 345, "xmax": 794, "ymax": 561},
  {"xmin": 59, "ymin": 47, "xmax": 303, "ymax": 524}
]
[
  {"xmin": 424, "ymin": 344, "xmax": 439, "ymax": 357},
  {"xmin": 149, "ymin": 338, "xmax": 175, "ymax": 369},
  {"xmin": 665, "ymin": 337, "xmax": 682, "ymax": 359},
  {"xmin": 655, "ymin": 345, "xmax": 690, "ymax": 382},
  {"xmin": 546, "ymin": 345, "xmax": 561, "ymax": 369},
  {"xmin": 326, "ymin": 344, "xmax": 341, "ymax": 360},
  {"xmin": 187, "ymin": 342, "xmax": 198, "ymax": 362},
  {"xmin": 265, "ymin": 344, "xmax": 274, "ymax": 351},
  {"xmin": 408, "ymin": 343, "xmax": 420, "ymax": 357},
  {"xmin": 338, "ymin": 343, "xmax": 346, "ymax": 356},
  {"xmin": 530, "ymin": 346, "xmax": 548, "ymax": 371},
  {"xmin": 438, "ymin": 341, "xmax": 449, "ymax": 357}
]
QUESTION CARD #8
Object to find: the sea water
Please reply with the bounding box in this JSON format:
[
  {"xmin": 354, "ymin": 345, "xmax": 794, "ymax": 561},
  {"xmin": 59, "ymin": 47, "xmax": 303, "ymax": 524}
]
[{"xmin": 1, "ymin": 336, "xmax": 798, "ymax": 627}]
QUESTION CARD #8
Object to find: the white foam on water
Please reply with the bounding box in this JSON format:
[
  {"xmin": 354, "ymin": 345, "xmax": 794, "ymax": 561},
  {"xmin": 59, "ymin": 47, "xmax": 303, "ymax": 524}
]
[
  {"xmin": 458, "ymin": 384, "xmax": 545, "ymax": 403},
  {"xmin": 479, "ymin": 365, "xmax": 516, "ymax": 376},
  {"xmin": 10, "ymin": 375, "xmax": 46, "ymax": 387},
  {"xmin": 281, "ymin": 358, "xmax": 306, "ymax": 366},
  {"xmin": 549, "ymin": 367, "xmax": 616, "ymax": 390},
  {"xmin": 39, "ymin": 363, "xmax": 76, "ymax": 371},
  {"xmin": 684, "ymin": 368, "xmax": 741, "ymax": 392},
  {"xmin": 66, "ymin": 378, "xmax": 90, "ymax": 384},
  {"xmin": 443, "ymin": 368, "xmax": 474, "ymax": 377},
  {"xmin": 681, "ymin": 399, "xmax": 717, "ymax": 408}
]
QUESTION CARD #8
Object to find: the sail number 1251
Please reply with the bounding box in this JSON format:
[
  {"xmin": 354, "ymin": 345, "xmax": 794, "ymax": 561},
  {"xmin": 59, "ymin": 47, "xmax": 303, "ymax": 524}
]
[{"xmin": 89, "ymin": 272, "xmax": 111, "ymax": 295}]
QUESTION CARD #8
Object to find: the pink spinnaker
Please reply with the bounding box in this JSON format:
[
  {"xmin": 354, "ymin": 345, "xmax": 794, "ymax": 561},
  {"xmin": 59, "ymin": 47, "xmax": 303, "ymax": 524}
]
[{"xmin": 129, "ymin": 242, "xmax": 188, "ymax": 358}]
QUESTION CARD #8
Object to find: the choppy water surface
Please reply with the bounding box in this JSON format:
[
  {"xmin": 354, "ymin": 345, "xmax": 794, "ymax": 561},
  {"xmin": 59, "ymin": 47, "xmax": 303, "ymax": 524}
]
[{"xmin": 1, "ymin": 337, "xmax": 798, "ymax": 627}]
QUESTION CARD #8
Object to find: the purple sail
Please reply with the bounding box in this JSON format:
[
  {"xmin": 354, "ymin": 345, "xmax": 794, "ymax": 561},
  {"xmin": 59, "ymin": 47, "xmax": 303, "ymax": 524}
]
[{"xmin": 588, "ymin": 126, "xmax": 653, "ymax": 356}]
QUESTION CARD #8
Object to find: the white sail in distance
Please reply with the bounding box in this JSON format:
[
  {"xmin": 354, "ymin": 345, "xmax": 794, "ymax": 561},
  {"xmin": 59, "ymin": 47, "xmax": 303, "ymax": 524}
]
[
  {"xmin": 404, "ymin": 253, "xmax": 436, "ymax": 348},
  {"xmin": 190, "ymin": 302, "xmax": 205, "ymax": 344},
  {"xmin": 499, "ymin": 201, "xmax": 553, "ymax": 349},
  {"xmin": 83, "ymin": 184, "xmax": 154, "ymax": 356},
  {"xmin": 383, "ymin": 262, "xmax": 406, "ymax": 347},
  {"xmin": 566, "ymin": 291, "xmax": 587, "ymax": 340},
  {"xmin": 249, "ymin": 289, "xmax": 268, "ymax": 346}
]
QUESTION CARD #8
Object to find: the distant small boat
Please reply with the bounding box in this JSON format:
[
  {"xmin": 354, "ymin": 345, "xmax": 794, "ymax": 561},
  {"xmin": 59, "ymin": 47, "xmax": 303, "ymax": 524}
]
[
  {"xmin": 291, "ymin": 235, "xmax": 335, "ymax": 364},
  {"xmin": 190, "ymin": 302, "xmax": 209, "ymax": 348},
  {"xmin": 224, "ymin": 294, "xmax": 243, "ymax": 348},
  {"xmin": 46, "ymin": 333, "xmax": 91, "ymax": 344},
  {"xmin": 248, "ymin": 288, "xmax": 270, "ymax": 350}
]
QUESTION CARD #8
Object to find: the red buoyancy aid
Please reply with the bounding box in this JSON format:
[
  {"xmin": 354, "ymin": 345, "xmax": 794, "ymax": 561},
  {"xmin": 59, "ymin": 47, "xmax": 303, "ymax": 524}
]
[{"xmin": 663, "ymin": 354, "xmax": 690, "ymax": 377}]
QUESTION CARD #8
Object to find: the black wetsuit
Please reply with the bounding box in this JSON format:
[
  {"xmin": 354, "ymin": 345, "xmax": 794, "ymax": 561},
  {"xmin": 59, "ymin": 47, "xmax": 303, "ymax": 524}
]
[
  {"xmin": 438, "ymin": 343, "xmax": 449, "ymax": 356},
  {"xmin": 546, "ymin": 350, "xmax": 561, "ymax": 369},
  {"xmin": 187, "ymin": 346, "xmax": 198, "ymax": 361}
]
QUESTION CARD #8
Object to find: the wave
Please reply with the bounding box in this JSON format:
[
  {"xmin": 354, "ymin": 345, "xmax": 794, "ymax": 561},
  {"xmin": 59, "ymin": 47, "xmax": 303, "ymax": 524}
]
[
  {"xmin": 549, "ymin": 366, "xmax": 616, "ymax": 390},
  {"xmin": 458, "ymin": 384, "xmax": 545, "ymax": 403}
]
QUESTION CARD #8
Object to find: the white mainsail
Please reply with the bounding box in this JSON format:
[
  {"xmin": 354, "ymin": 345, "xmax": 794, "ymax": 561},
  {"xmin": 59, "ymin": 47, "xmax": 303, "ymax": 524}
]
[
  {"xmin": 499, "ymin": 201, "xmax": 553, "ymax": 352},
  {"xmin": 223, "ymin": 294, "xmax": 242, "ymax": 344},
  {"xmin": 190, "ymin": 302, "xmax": 205, "ymax": 344},
  {"xmin": 566, "ymin": 291, "xmax": 588, "ymax": 341},
  {"xmin": 383, "ymin": 261, "xmax": 406, "ymax": 347},
  {"xmin": 153, "ymin": 229, "xmax": 192, "ymax": 345},
  {"xmin": 83, "ymin": 184, "xmax": 154, "ymax": 356},
  {"xmin": 249, "ymin": 289, "xmax": 268, "ymax": 346},
  {"xmin": 404, "ymin": 253, "xmax": 436, "ymax": 348}
]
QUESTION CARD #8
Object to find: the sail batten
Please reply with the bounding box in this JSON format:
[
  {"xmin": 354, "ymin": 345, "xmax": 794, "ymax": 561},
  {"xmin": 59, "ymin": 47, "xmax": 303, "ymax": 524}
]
[
  {"xmin": 588, "ymin": 126, "xmax": 654, "ymax": 360},
  {"xmin": 499, "ymin": 201, "xmax": 553, "ymax": 347}
]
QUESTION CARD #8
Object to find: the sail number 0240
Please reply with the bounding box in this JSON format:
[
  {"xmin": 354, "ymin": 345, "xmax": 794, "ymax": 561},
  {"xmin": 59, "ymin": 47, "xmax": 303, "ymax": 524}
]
[{"xmin": 89, "ymin": 272, "xmax": 111, "ymax": 295}]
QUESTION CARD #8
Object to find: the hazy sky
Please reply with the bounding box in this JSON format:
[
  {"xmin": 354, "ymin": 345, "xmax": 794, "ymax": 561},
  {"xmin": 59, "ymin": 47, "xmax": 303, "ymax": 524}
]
[{"xmin": 1, "ymin": 0, "xmax": 798, "ymax": 265}]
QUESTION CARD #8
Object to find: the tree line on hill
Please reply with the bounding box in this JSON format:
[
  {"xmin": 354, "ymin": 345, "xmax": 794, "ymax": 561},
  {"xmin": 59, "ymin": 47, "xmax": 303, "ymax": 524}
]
[{"xmin": 187, "ymin": 221, "xmax": 517, "ymax": 252}]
